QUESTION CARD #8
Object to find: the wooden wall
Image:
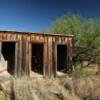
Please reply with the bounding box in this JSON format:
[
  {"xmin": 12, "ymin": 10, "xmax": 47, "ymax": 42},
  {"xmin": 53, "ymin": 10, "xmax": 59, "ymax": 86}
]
[
  {"xmin": 0, "ymin": 32, "xmax": 22, "ymax": 76},
  {"xmin": 0, "ymin": 31, "xmax": 73, "ymax": 77}
]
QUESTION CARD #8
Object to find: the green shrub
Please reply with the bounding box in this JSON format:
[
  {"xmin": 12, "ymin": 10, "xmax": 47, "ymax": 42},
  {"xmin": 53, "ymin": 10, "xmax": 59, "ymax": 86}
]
[{"xmin": 70, "ymin": 66, "xmax": 84, "ymax": 77}]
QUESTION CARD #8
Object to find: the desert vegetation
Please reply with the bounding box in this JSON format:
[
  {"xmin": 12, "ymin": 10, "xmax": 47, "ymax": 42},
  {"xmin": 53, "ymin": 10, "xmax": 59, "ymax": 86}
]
[
  {"xmin": 44, "ymin": 13, "xmax": 100, "ymax": 72},
  {"xmin": 0, "ymin": 74, "xmax": 100, "ymax": 100}
]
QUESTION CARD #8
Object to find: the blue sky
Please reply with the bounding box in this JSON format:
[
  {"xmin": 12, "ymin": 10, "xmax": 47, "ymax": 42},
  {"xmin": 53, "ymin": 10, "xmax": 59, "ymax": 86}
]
[{"xmin": 0, "ymin": 0, "xmax": 100, "ymax": 32}]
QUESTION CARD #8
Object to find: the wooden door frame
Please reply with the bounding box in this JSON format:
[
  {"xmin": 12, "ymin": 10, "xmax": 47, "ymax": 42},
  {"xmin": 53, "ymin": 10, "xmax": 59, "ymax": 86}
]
[
  {"xmin": 0, "ymin": 40, "xmax": 18, "ymax": 76},
  {"xmin": 54, "ymin": 42, "xmax": 67, "ymax": 77},
  {"xmin": 29, "ymin": 41, "xmax": 45, "ymax": 76}
]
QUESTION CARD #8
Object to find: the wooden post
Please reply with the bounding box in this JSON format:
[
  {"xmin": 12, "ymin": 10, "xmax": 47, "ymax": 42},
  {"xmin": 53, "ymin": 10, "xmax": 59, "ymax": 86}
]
[
  {"xmin": 14, "ymin": 42, "xmax": 18, "ymax": 76},
  {"xmin": 43, "ymin": 37, "xmax": 48, "ymax": 77},
  {"xmin": 25, "ymin": 40, "xmax": 29, "ymax": 76},
  {"xmin": 18, "ymin": 40, "xmax": 22, "ymax": 77},
  {"xmin": 43, "ymin": 42, "xmax": 47, "ymax": 77},
  {"xmin": 22, "ymin": 37, "xmax": 26, "ymax": 75},
  {"xmin": 48, "ymin": 37, "xmax": 53, "ymax": 77},
  {"xmin": 53, "ymin": 42, "xmax": 57, "ymax": 77},
  {"xmin": 29, "ymin": 43, "xmax": 32, "ymax": 76},
  {"xmin": 69, "ymin": 38, "xmax": 73, "ymax": 72},
  {"xmin": 67, "ymin": 37, "xmax": 72, "ymax": 72}
]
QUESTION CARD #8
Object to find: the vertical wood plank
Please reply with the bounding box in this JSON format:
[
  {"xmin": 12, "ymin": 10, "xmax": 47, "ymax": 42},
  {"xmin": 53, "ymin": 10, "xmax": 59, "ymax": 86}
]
[
  {"xmin": 39, "ymin": 35, "xmax": 44, "ymax": 42},
  {"xmin": 59, "ymin": 36, "xmax": 61, "ymax": 43},
  {"xmin": 31, "ymin": 35, "xmax": 35, "ymax": 41},
  {"xmin": 43, "ymin": 37, "xmax": 47, "ymax": 76},
  {"xmin": 65, "ymin": 37, "xmax": 68, "ymax": 43},
  {"xmin": 46, "ymin": 36, "xmax": 49, "ymax": 76},
  {"xmin": 69, "ymin": 37, "xmax": 72, "ymax": 71},
  {"xmin": 14, "ymin": 42, "xmax": 18, "ymax": 76},
  {"xmin": 67, "ymin": 37, "xmax": 71, "ymax": 71},
  {"xmin": 7, "ymin": 34, "xmax": 10, "ymax": 40},
  {"xmin": 36, "ymin": 36, "xmax": 39, "ymax": 41},
  {"xmin": 25, "ymin": 36, "xmax": 29, "ymax": 75},
  {"xmin": 48, "ymin": 36, "xmax": 53, "ymax": 77},
  {"xmin": 55, "ymin": 43, "xmax": 57, "ymax": 77},
  {"xmin": 26, "ymin": 36, "xmax": 30, "ymax": 76},
  {"xmin": 29, "ymin": 42, "xmax": 32, "ymax": 76},
  {"xmin": 52, "ymin": 41, "xmax": 57, "ymax": 77},
  {"xmin": 22, "ymin": 34, "xmax": 27, "ymax": 75},
  {"xmin": 13, "ymin": 34, "xmax": 16, "ymax": 41},
  {"xmin": 2, "ymin": 33, "xmax": 7, "ymax": 40},
  {"xmin": 0, "ymin": 33, "xmax": 2, "ymax": 41},
  {"xmin": 18, "ymin": 35, "xmax": 22, "ymax": 77},
  {"xmin": 47, "ymin": 37, "xmax": 50, "ymax": 77},
  {"xmin": 19, "ymin": 39, "xmax": 22, "ymax": 76}
]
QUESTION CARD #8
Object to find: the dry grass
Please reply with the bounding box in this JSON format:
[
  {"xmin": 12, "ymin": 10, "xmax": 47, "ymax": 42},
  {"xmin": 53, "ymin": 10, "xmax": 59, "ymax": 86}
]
[
  {"xmin": 11, "ymin": 77, "xmax": 81, "ymax": 100},
  {"xmin": 0, "ymin": 75, "xmax": 100, "ymax": 100},
  {"xmin": 0, "ymin": 64, "xmax": 100, "ymax": 100},
  {"xmin": 0, "ymin": 91, "xmax": 6, "ymax": 100},
  {"xmin": 82, "ymin": 64, "xmax": 99, "ymax": 76}
]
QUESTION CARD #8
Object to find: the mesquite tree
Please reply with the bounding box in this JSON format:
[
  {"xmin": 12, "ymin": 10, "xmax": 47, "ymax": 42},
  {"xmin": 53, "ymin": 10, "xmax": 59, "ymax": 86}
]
[{"xmin": 44, "ymin": 13, "xmax": 100, "ymax": 68}]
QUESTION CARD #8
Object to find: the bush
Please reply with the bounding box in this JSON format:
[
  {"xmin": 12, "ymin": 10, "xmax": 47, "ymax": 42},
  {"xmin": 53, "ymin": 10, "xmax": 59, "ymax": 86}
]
[{"xmin": 70, "ymin": 66, "xmax": 84, "ymax": 77}]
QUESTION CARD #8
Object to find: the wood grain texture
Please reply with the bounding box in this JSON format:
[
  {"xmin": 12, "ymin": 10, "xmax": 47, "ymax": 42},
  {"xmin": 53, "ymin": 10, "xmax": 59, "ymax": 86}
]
[{"xmin": 0, "ymin": 31, "xmax": 73, "ymax": 77}]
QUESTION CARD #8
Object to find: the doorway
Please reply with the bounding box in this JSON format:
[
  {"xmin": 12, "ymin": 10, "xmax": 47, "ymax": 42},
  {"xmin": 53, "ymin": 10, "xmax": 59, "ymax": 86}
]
[
  {"xmin": 57, "ymin": 44, "xmax": 67, "ymax": 73},
  {"xmin": 1, "ymin": 42, "xmax": 16, "ymax": 75},
  {"xmin": 31, "ymin": 43, "xmax": 44, "ymax": 75}
]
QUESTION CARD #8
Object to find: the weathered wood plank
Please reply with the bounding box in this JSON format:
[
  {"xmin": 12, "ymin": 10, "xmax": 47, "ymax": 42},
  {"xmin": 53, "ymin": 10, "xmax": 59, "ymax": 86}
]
[
  {"xmin": 25, "ymin": 36, "xmax": 30, "ymax": 75},
  {"xmin": 31, "ymin": 35, "xmax": 44, "ymax": 42},
  {"xmin": 52, "ymin": 41, "xmax": 57, "ymax": 77},
  {"xmin": 55, "ymin": 36, "xmax": 59, "ymax": 43},
  {"xmin": 26, "ymin": 36, "xmax": 30, "ymax": 75},
  {"xmin": 2, "ymin": 33, "xmax": 7, "ymax": 40},
  {"xmin": 65, "ymin": 37, "xmax": 68, "ymax": 43},
  {"xmin": 69, "ymin": 37, "xmax": 72, "ymax": 69},
  {"xmin": 48, "ymin": 36, "xmax": 53, "ymax": 77},
  {"xmin": 7, "ymin": 34, "xmax": 11, "ymax": 40},
  {"xmin": 22, "ymin": 35, "xmax": 27, "ymax": 75},
  {"xmin": 14, "ymin": 42, "xmax": 18, "ymax": 76},
  {"xmin": 67, "ymin": 37, "xmax": 72, "ymax": 71},
  {"xmin": 11, "ymin": 34, "xmax": 15, "ymax": 41},
  {"xmin": 39, "ymin": 35, "xmax": 44, "ymax": 42},
  {"xmin": 36, "ymin": 36, "xmax": 40, "ymax": 41},
  {"xmin": 0, "ymin": 33, "xmax": 2, "ymax": 41},
  {"xmin": 31, "ymin": 34, "xmax": 36, "ymax": 41},
  {"xmin": 17, "ymin": 34, "xmax": 22, "ymax": 77},
  {"xmin": 29, "ymin": 42, "xmax": 32, "ymax": 76},
  {"xmin": 43, "ymin": 36, "xmax": 48, "ymax": 76}
]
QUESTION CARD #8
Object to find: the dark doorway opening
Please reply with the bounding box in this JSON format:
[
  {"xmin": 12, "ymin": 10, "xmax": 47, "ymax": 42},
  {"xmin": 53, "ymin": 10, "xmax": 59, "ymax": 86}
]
[
  {"xmin": 57, "ymin": 44, "xmax": 67, "ymax": 73},
  {"xmin": 1, "ymin": 42, "xmax": 15, "ymax": 75},
  {"xmin": 31, "ymin": 43, "xmax": 44, "ymax": 75}
]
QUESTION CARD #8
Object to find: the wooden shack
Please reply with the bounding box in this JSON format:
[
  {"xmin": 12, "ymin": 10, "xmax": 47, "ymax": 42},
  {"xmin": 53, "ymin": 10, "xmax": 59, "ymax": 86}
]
[{"xmin": 0, "ymin": 31, "xmax": 73, "ymax": 77}]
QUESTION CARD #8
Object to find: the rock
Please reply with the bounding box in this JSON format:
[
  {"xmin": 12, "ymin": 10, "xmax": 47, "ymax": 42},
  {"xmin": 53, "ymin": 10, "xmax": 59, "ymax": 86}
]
[
  {"xmin": 0, "ymin": 54, "xmax": 9, "ymax": 77},
  {"xmin": 57, "ymin": 71, "xmax": 65, "ymax": 76},
  {"xmin": 0, "ymin": 54, "xmax": 7, "ymax": 71}
]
